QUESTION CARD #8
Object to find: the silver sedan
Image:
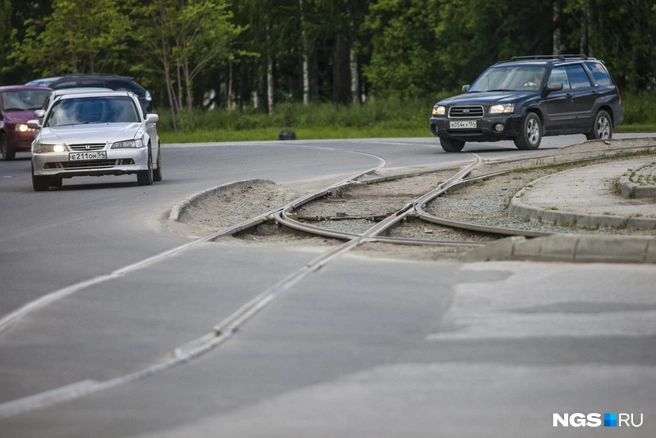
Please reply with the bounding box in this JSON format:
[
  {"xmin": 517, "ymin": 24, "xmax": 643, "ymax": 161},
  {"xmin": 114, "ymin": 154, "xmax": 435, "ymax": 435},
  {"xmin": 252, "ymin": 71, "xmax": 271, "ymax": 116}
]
[{"xmin": 29, "ymin": 90, "xmax": 162, "ymax": 191}]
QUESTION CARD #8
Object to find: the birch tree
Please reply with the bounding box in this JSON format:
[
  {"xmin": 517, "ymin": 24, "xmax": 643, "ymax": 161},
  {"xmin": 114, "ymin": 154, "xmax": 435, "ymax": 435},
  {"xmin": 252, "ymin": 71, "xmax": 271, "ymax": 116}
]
[{"xmin": 132, "ymin": 0, "xmax": 242, "ymax": 131}]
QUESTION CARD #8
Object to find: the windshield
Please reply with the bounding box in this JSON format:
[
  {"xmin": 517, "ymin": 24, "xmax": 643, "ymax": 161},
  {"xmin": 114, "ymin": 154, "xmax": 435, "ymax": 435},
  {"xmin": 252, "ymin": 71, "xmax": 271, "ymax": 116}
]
[
  {"xmin": 44, "ymin": 96, "xmax": 141, "ymax": 127},
  {"xmin": 470, "ymin": 66, "xmax": 546, "ymax": 92},
  {"xmin": 1, "ymin": 90, "xmax": 51, "ymax": 112}
]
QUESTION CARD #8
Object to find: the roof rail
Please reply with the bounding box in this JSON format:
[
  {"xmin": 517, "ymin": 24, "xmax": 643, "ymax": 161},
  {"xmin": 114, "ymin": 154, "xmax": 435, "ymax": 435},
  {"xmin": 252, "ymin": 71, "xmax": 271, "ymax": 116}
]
[{"xmin": 509, "ymin": 54, "xmax": 589, "ymax": 61}]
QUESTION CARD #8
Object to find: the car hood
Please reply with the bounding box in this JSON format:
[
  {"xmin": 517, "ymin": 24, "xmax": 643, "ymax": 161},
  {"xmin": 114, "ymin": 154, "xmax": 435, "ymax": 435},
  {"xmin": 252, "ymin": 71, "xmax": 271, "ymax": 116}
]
[
  {"xmin": 4, "ymin": 110, "xmax": 39, "ymax": 124},
  {"xmin": 38, "ymin": 123, "xmax": 142, "ymax": 145},
  {"xmin": 439, "ymin": 91, "xmax": 536, "ymax": 105}
]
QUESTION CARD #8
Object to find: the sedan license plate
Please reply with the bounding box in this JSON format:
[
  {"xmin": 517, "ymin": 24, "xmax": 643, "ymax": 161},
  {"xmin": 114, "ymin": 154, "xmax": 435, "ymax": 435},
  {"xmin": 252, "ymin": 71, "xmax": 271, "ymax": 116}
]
[
  {"xmin": 449, "ymin": 120, "xmax": 477, "ymax": 129},
  {"xmin": 69, "ymin": 151, "xmax": 107, "ymax": 161}
]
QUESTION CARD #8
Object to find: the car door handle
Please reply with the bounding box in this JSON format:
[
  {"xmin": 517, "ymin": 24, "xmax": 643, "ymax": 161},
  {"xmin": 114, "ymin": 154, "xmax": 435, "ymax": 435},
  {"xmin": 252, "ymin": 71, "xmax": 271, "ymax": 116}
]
[{"xmin": 566, "ymin": 93, "xmax": 573, "ymax": 99}]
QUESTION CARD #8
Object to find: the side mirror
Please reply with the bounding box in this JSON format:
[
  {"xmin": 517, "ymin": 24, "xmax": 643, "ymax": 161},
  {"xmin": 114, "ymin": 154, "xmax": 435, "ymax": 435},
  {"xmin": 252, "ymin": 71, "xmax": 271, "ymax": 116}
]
[
  {"xmin": 27, "ymin": 119, "xmax": 41, "ymax": 130},
  {"xmin": 34, "ymin": 109, "xmax": 45, "ymax": 119},
  {"xmin": 541, "ymin": 82, "xmax": 563, "ymax": 97},
  {"xmin": 145, "ymin": 113, "xmax": 159, "ymax": 123},
  {"xmin": 462, "ymin": 84, "xmax": 471, "ymax": 93}
]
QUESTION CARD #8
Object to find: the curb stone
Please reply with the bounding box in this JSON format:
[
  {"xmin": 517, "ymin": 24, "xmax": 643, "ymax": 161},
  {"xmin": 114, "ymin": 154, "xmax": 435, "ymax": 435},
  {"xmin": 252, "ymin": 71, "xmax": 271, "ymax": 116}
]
[
  {"xmin": 463, "ymin": 235, "xmax": 656, "ymax": 264},
  {"xmin": 169, "ymin": 179, "xmax": 274, "ymax": 222},
  {"xmin": 509, "ymin": 172, "xmax": 656, "ymax": 230}
]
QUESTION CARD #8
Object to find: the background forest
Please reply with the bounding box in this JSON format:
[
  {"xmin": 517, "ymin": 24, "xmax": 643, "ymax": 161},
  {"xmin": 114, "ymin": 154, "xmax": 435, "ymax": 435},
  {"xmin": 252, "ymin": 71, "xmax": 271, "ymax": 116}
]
[{"xmin": 1, "ymin": 0, "xmax": 655, "ymax": 139}]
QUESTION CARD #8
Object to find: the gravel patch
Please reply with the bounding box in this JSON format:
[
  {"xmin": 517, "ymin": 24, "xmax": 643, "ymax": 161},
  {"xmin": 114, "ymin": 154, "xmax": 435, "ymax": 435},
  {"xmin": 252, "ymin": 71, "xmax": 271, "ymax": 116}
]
[{"xmin": 165, "ymin": 138, "xmax": 656, "ymax": 260}]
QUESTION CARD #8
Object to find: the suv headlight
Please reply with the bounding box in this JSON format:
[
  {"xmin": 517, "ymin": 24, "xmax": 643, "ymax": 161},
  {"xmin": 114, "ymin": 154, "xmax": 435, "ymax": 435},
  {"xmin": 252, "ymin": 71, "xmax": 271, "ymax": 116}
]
[
  {"xmin": 432, "ymin": 105, "xmax": 446, "ymax": 116},
  {"xmin": 111, "ymin": 139, "xmax": 144, "ymax": 149},
  {"xmin": 489, "ymin": 104, "xmax": 515, "ymax": 114},
  {"xmin": 35, "ymin": 144, "xmax": 66, "ymax": 153}
]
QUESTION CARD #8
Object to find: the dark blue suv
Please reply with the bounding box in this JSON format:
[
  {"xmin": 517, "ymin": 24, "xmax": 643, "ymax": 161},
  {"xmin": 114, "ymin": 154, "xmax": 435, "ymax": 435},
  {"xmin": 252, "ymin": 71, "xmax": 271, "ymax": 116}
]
[{"xmin": 429, "ymin": 55, "xmax": 624, "ymax": 152}]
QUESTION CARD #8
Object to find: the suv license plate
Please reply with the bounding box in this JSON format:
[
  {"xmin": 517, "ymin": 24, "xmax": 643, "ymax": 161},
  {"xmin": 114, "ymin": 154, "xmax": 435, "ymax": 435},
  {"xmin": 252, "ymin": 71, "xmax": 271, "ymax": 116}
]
[
  {"xmin": 449, "ymin": 120, "xmax": 477, "ymax": 129},
  {"xmin": 69, "ymin": 151, "xmax": 107, "ymax": 161}
]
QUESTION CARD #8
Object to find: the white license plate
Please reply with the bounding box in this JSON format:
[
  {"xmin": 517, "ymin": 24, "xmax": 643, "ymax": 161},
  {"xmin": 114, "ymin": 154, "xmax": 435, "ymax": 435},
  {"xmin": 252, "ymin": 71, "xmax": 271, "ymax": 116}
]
[
  {"xmin": 69, "ymin": 151, "xmax": 107, "ymax": 161},
  {"xmin": 449, "ymin": 120, "xmax": 477, "ymax": 129}
]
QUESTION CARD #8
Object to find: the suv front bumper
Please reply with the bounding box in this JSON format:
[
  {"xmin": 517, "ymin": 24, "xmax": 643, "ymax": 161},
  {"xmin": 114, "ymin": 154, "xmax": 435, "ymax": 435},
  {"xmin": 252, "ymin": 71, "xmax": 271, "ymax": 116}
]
[{"xmin": 430, "ymin": 114, "xmax": 524, "ymax": 142}]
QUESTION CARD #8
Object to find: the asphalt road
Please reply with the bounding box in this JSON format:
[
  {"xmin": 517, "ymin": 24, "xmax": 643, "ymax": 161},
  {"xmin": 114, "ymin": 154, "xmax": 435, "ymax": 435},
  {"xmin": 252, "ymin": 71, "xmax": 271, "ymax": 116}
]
[{"xmin": 0, "ymin": 134, "xmax": 655, "ymax": 437}]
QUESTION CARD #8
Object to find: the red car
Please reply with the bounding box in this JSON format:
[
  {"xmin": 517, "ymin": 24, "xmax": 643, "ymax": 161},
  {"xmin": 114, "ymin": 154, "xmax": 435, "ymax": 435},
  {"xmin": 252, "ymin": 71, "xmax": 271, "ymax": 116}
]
[{"xmin": 0, "ymin": 85, "xmax": 52, "ymax": 160}]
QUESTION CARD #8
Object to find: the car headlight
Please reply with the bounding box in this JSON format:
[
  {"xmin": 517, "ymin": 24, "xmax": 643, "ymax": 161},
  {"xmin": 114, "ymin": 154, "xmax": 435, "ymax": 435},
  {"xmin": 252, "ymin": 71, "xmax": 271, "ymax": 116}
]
[
  {"xmin": 489, "ymin": 104, "xmax": 515, "ymax": 114},
  {"xmin": 35, "ymin": 144, "xmax": 66, "ymax": 153},
  {"xmin": 432, "ymin": 106, "xmax": 446, "ymax": 116},
  {"xmin": 111, "ymin": 139, "xmax": 144, "ymax": 149},
  {"xmin": 16, "ymin": 124, "xmax": 32, "ymax": 132}
]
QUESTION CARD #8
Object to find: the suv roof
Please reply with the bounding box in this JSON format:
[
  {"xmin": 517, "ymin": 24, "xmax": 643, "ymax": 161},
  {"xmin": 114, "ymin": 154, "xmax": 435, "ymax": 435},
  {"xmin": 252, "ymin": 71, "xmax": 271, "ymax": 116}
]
[{"xmin": 494, "ymin": 54, "xmax": 600, "ymax": 67}]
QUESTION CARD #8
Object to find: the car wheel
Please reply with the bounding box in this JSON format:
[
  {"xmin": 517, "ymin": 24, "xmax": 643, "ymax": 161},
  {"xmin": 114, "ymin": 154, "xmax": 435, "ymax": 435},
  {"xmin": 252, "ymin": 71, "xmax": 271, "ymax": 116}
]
[
  {"xmin": 513, "ymin": 112, "xmax": 542, "ymax": 150},
  {"xmin": 585, "ymin": 110, "xmax": 612, "ymax": 140},
  {"xmin": 49, "ymin": 177, "xmax": 63, "ymax": 187},
  {"xmin": 137, "ymin": 145, "xmax": 154, "ymax": 186},
  {"xmin": 1, "ymin": 133, "xmax": 16, "ymax": 161},
  {"xmin": 439, "ymin": 136, "xmax": 465, "ymax": 152},
  {"xmin": 153, "ymin": 145, "xmax": 162, "ymax": 182},
  {"xmin": 31, "ymin": 163, "xmax": 49, "ymax": 191}
]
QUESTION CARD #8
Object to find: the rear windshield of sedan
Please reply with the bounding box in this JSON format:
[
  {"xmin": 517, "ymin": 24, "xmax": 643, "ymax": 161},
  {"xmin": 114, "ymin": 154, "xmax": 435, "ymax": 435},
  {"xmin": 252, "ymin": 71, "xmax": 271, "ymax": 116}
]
[
  {"xmin": 44, "ymin": 96, "xmax": 141, "ymax": 127},
  {"xmin": 1, "ymin": 90, "xmax": 51, "ymax": 112},
  {"xmin": 470, "ymin": 66, "xmax": 546, "ymax": 92}
]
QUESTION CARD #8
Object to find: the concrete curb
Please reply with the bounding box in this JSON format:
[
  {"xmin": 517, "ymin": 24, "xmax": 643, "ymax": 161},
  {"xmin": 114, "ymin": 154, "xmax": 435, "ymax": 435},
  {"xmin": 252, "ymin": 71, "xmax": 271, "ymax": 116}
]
[
  {"xmin": 509, "ymin": 174, "xmax": 656, "ymax": 230},
  {"xmin": 617, "ymin": 162, "xmax": 656, "ymax": 199},
  {"xmin": 463, "ymin": 235, "xmax": 656, "ymax": 264},
  {"xmin": 168, "ymin": 179, "xmax": 274, "ymax": 222}
]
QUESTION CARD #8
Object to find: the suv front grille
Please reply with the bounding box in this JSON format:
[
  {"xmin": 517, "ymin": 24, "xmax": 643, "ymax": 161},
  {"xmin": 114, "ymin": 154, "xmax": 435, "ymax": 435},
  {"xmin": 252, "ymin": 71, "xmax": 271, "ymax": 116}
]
[
  {"xmin": 69, "ymin": 143, "xmax": 106, "ymax": 151},
  {"xmin": 449, "ymin": 105, "xmax": 484, "ymax": 118}
]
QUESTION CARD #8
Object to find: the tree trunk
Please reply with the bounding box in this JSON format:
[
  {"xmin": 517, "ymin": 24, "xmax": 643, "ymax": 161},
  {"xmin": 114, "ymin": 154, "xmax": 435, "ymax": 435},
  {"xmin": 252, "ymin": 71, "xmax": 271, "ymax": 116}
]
[
  {"xmin": 299, "ymin": 0, "xmax": 310, "ymax": 105},
  {"xmin": 267, "ymin": 55, "xmax": 274, "ymax": 114},
  {"xmin": 350, "ymin": 48, "xmax": 359, "ymax": 104},
  {"xmin": 580, "ymin": 2, "xmax": 589, "ymax": 55},
  {"xmin": 266, "ymin": 23, "xmax": 274, "ymax": 115},
  {"xmin": 332, "ymin": 34, "xmax": 351, "ymax": 105},
  {"xmin": 184, "ymin": 55, "xmax": 193, "ymax": 127},
  {"xmin": 552, "ymin": 0, "xmax": 564, "ymax": 55}
]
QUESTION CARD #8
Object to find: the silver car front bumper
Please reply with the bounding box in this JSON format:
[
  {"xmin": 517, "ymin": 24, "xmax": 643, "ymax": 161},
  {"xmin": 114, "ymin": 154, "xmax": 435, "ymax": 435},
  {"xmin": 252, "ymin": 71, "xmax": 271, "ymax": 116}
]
[{"xmin": 32, "ymin": 148, "xmax": 149, "ymax": 178}]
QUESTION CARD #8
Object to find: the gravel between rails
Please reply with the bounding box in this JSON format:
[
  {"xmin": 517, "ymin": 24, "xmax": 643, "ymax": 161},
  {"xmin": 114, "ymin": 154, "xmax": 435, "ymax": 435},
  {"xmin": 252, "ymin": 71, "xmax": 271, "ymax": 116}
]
[{"xmin": 164, "ymin": 138, "xmax": 656, "ymax": 260}]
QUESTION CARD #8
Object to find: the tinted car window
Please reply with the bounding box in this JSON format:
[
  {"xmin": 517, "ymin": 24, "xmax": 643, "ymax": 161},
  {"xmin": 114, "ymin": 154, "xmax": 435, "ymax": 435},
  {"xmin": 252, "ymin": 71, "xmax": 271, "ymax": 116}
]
[
  {"xmin": 107, "ymin": 79, "xmax": 145, "ymax": 97},
  {"xmin": 547, "ymin": 67, "xmax": 571, "ymax": 89},
  {"xmin": 585, "ymin": 61, "xmax": 613, "ymax": 86},
  {"xmin": 51, "ymin": 81, "xmax": 78, "ymax": 90},
  {"xmin": 78, "ymin": 80, "xmax": 105, "ymax": 88},
  {"xmin": 566, "ymin": 65, "xmax": 592, "ymax": 89},
  {"xmin": 1, "ymin": 89, "xmax": 51, "ymax": 111}
]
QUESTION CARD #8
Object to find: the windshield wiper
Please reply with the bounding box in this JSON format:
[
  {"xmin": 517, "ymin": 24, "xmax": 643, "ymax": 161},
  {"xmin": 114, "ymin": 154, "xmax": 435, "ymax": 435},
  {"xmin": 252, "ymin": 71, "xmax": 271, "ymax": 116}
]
[{"xmin": 486, "ymin": 89, "xmax": 513, "ymax": 92}]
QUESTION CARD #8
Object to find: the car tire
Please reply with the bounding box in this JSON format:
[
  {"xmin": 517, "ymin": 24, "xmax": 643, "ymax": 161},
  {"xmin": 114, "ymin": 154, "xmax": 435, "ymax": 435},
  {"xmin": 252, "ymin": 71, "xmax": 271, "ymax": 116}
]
[
  {"xmin": 514, "ymin": 112, "xmax": 542, "ymax": 150},
  {"xmin": 1, "ymin": 133, "xmax": 16, "ymax": 161},
  {"xmin": 585, "ymin": 110, "xmax": 612, "ymax": 140},
  {"xmin": 31, "ymin": 163, "xmax": 49, "ymax": 191},
  {"xmin": 49, "ymin": 177, "xmax": 63, "ymax": 187},
  {"xmin": 439, "ymin": 137, "xmax": 465, "ymax": 153},
  {"xmin": 137, "ymin": 146, "xmax": 154, "ymax": 186},
  {"xmin": 153, "ymin": 145, "xmax": 162, "ymax": 182}
]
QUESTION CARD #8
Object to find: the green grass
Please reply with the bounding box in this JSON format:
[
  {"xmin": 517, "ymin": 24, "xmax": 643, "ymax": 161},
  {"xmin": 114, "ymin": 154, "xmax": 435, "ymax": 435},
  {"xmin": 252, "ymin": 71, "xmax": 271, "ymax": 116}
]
[
  {"xmin": 157, "ymin": 92, "xmax": 656, "ymax": 144},
  {"xmin": 162, "ymin": 126, "xmax": 429, "ymax": 143}
]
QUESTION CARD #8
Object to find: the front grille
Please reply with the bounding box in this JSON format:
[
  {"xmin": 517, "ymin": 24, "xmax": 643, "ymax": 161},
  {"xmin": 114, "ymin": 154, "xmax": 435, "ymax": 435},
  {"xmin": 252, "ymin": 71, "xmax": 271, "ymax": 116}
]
[
  {"xmin": 69, "ymin": 143, "xmax": 106, "ymax": 151},
  {"xmin": 449, "ymin": 105, "xmax": 484, "ymax": 118},
  {"xmin": 46, "ymin": 160, "xmax": 122, "ymax": 169}
]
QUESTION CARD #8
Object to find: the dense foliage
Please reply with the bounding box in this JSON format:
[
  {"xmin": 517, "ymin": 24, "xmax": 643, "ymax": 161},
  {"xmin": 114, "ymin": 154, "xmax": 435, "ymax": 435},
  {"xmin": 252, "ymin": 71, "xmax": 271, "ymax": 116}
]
[{"xmin": 2, "ymin": 0, "xmax": 655, "ymax": 132}]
